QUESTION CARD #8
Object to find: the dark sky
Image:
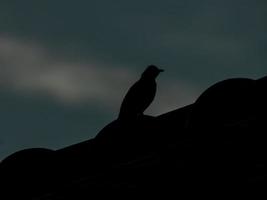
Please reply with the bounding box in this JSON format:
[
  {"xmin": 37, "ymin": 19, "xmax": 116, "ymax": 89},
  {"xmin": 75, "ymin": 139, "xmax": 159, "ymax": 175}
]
[{"xmin": 1, "ymin": 0, "xmax": 267, "ymax": 160}]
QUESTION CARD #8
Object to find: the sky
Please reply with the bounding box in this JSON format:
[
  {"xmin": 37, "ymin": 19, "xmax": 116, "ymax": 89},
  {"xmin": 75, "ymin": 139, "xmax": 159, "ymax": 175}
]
[{"xmin": 0, "ymin": 0, "xmax": 267, "ymax": 160}]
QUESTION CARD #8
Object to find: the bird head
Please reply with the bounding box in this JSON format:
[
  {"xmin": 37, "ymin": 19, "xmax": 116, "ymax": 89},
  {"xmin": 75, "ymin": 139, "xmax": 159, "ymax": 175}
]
[{"xmin": 141, "ymin": 65, "xmax": 164, "ymax": 79}]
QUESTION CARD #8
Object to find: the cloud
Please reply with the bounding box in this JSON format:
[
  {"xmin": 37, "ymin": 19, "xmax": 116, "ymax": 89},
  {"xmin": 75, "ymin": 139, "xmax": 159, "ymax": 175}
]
[
  {"xmin": 0, "ymin": 36, "xmax": 134, "ymax": 106},
  {"xmin": 0, "ymin": 36, "xmax": 199, "ymax": 115}
]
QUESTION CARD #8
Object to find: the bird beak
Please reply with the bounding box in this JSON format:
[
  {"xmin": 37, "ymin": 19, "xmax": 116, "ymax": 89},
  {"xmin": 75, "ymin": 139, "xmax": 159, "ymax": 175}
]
[{"xmin": 159, "ymin": 69, "xmax": 164, "ymax": 72}]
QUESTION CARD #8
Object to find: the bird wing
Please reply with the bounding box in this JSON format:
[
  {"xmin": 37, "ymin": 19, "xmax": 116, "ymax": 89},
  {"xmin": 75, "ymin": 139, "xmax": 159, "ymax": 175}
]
[{"xmin": 119, "ymin": 80, "xmax": 156, "ymax": 118}]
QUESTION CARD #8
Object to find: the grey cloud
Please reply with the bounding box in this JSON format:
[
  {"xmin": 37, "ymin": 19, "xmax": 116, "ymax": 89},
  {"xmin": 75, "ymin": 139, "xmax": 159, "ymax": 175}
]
[
  {"xmin": 0, "ymin": 36, "xmax": 133, "ymax": 102},
  {"xmin": 0, "ymin": 36, "xmax": 199, "ymax": 115}
]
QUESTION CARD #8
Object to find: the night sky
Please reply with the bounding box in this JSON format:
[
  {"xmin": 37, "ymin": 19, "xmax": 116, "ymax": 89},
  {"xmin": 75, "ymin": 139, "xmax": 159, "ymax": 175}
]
[{"xmin": 1, "ymin": 0, "xmax": 267, "ymax": 160}]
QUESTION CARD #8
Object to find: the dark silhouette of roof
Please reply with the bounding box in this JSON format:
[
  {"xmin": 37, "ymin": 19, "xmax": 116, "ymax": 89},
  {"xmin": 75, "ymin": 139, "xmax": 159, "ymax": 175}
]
[{"xmin": 0, "ymin": 75, "xmax": 267, "ymax": 199}]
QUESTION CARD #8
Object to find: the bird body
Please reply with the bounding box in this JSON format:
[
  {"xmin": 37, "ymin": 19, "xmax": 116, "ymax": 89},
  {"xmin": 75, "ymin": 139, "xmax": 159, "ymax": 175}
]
[{"xmin": 118, "ymin": 65, "xmax": 163, "ymax": 119}]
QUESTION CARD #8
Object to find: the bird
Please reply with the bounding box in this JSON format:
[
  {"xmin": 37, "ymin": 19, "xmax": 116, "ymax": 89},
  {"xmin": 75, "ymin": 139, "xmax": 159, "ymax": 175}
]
[{"xmin": 118, "ymin": 65, "xmax": 164, "ymax": 119}]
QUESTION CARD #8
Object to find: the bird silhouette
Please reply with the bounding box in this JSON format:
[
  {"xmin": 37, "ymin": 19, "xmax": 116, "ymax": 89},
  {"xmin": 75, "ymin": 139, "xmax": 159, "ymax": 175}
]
[{"xmin": 118, "ymin": 65, "xmax": 164, "ymax": 119}]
